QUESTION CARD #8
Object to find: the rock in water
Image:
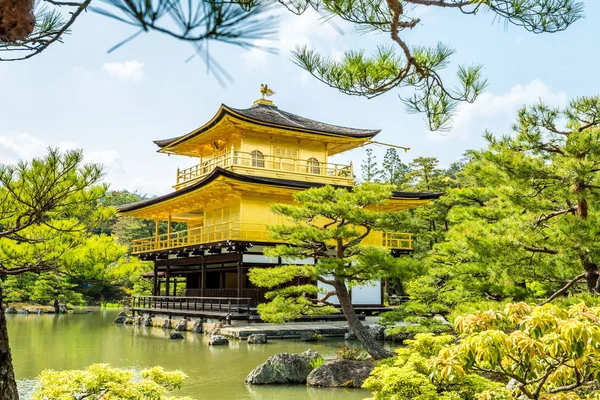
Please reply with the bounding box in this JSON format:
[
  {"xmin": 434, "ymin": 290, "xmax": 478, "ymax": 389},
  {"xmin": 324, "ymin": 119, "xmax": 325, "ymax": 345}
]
[
  {"xmin": 344, "ymin": 332, "xmax": 357, "ymax": 341},
  {"xmin": 366, "ymin": 324, "xmax": 385, "ymax": 340},
  {"xmin": 142, "ymin": 316, "xmax": 153, "ymax": 327},
  {"xmin": 124, "ymin": 317, "xmax": 134, "ymax": 325},
  {"xmin": 170, "ymin": 332, "xmax": 184, "ymax": 340},
  {"xmin": 209, "ymin": 335, "xmax": 229, "ymax": 346},
  {"xmin": 4, "ymin": 307, "xmax": 17, "ymax": 314},
  {"xmin": 307, "ymin": 360, "xmax": 374, "ymax": 388},
  {"xmin": 113, "ymin": 311, "xmax": 128, "ymax": 324},
  {"xmin": 300, "ymin": 331, "xmax": 317, "ymax": 342},
  {"xmin": 134, "ymin": 316, "xmax": 144, "ymax": 325},
  {"xmin": 245, "ymin": 349, "xmax": 320, "ymax": 385},
  {"xmin": 175, "ymin": 319, "xmax": 188, "ymax": 331},
  {"xmin": 192, "ymin": 320, "xmax": 203, "ymax": 333},
  {"xmin": 162, "ymin": 319, "xmax": 171, "ymax": 329},
  {"xmin": 17, "ymin": 308, "xmax": 29, "ymax": 315},
  {"xmin": 247, "ymin": 334, "xmax": 267, "ymax": 344}
]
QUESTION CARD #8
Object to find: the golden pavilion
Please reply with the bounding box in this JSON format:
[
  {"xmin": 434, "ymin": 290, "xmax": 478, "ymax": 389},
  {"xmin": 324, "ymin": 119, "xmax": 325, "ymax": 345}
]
[{"xmin": 118, "ymin": 92, "xmax": 441, "ymax": 317}]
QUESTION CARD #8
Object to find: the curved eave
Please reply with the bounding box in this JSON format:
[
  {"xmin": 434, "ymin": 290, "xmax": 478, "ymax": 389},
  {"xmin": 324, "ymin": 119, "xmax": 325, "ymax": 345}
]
[
  {"xmin": 153, "ymin": 104, "xmax": 380, "ymax": 152},
  {"xmin": 117, "ymin": 168, "xmax": 443, "ymax": 214}
]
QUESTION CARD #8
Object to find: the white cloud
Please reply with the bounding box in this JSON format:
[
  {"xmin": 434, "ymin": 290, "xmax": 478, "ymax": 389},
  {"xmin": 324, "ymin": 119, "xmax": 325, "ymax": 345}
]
[
  {"xmin": 241, "ymin": 9, "xmax": 342, "ymax": 68},
  {"xmin": 102, "ymin": 61, "xmax": 146, "ymax": 82},
  {"xmin": 429, "ymin": 80, "xmax": 568, "ymax": 142}
]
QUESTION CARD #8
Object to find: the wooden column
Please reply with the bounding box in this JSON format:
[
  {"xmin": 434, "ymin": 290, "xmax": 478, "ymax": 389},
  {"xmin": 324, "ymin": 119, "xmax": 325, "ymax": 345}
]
[
  {"xmin": 173, "ymin": 276, "xmax": 178, "ymax": 296},
  {"xmin": 200, "ymin": 257, "xmax": 205, "ymax": 297},
  {"xmin": 165, "ymin": 266, "xmax": 171, "ymax": 296},
  {"xmin": 154, "ymin": 219, "xmax": 159, "ymax": 250},
  {"xmin": 237, "ymin": 251, "xmax": 243, "ymax": 298},
  {"xmin": 167, "ymin": 215, "xmax": 172, "ymax": 248},
  {"xmin": 152, "ymin": 262, "xmax": 158, "ymax": 296}
]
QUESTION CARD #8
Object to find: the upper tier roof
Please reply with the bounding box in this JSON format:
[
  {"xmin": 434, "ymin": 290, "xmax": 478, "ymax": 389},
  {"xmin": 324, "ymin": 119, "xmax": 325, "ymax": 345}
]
[{"xmin": 153, "ymin": 102, "xmax": 381, "ymax": 149}]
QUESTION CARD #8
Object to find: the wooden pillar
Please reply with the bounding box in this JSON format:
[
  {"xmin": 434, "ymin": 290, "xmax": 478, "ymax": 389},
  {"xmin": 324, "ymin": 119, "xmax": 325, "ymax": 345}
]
[
  {"xmin": 237, "ymin": 251, "xmax": 243, "ymax": 298},
  {"xmin": 152, "ymin": 262, "xmax": 158, "ymax": 296},
  {"xmin": 220, "ymin": 264, "xmax": 224, "ymax": 295},
  {"xmin": 201, "ymin": 258, "xmax": 206, "ymax": 297},
  {"xmin": 173, "ymin": 276, "xmax": 178, "ymax": 296},
  {"xmin": 165, "ymin": 266, "xmax": 171, "ymax": 296},
  {"xmin": 167, "ymin": 215, "xmax": 172, "ymax": 248},
  {"xmin": 154, "ymin": 219, "xmax": 159, "ymax": 249}
]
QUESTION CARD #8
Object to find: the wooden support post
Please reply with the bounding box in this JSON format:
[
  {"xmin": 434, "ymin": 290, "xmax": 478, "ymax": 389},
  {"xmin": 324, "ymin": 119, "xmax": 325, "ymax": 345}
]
[
  {"xmin": 201, "ymin": 258, "xmax": 206, "ymax": 297},
  {"xmin": 165, "ymin": 266, "xmax": 171, "ymax": 296},
  {"xmin": 155, "ymin": 219, "xmax": 159, "ymax": 250},
  {"xmin": 237, "ymin": 251, "xmax": 243, "ymax": 298},
  {"xmin": 167, "ymin": 215, "xmax": 172, "ymax": 248},
  {"xmin": 173, "ymin": 276, "xmax": 177, "ymax": 296},
  {"xmin": 152, "ymin": 262, "xmax": 158, "ymax": 296}
]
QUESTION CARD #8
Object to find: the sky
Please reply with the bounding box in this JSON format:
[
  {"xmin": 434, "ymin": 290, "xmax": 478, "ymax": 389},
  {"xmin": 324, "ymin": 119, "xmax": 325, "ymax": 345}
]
[{"xmin": 0, "ymin": 1, "xmax": 597, "ymax": 196}]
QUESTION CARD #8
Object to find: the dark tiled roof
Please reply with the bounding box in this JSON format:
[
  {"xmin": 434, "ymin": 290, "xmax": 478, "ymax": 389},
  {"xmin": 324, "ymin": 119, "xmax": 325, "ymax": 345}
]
[
  {"xmin": 116, "ymin": 168, "xmax": 443, "ymax": 213},
  {"xmin": 154, "ymin": 103, "xmax": 380, "ymax": 148}
]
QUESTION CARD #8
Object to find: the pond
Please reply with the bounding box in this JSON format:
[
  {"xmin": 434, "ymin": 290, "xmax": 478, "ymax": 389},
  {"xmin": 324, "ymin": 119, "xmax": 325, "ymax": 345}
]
[{"xmin": 8, "ymin": 308, "xmax": 379, "ymax": 399}]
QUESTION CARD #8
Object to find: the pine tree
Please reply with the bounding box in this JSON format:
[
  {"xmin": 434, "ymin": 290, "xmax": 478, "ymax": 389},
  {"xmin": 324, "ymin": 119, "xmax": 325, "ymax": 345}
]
[
  {"xmin": 249, "ymin": 183, "xmax": 413, "ymax": 359},
  {"xmin": 361, "ymin": 148, "xmax": 381, "ymax": 182}
]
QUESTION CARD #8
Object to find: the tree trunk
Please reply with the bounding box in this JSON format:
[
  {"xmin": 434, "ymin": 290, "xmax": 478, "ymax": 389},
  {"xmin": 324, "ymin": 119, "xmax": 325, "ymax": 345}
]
[
  {"xmin": 0, "ymin": 0, "xmax": 35, "ymax": 42},
  {"xmin": 333, "ymin": 279, "xmax": 394, "ymax": 360},
  {"xmin": 0, "ymin": 285, "xmax": 19, "ymax": 400}
]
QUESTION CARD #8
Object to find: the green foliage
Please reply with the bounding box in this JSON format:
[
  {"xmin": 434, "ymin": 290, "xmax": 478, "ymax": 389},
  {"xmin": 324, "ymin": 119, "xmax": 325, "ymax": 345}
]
[
  {"xmin": 32, "ymin": 363, "xmax": 193, "ymax": 400},
  {"xmin": 336, "ymin": 345, "xmax": 368, "ymax": 361},
  {"xmin": 363, "ymin": 333, "xmax": 502, "ymax": 400},
  {"xmin": 429, "ymin": 302, "xmax": 600, "ymax": 399},
  {"xmin": 309, "ymin": 355, "xmax": 325, "ymax": 370}
]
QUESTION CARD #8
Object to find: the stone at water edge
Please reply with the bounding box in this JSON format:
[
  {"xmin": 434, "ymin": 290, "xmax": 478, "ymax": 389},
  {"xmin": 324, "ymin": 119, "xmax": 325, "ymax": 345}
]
[
  {"xmin": 4, "ymin": 306, "xmax": 17, "ymax": 314},
  {"xmin": 175, "ymin": 319, "xmax": 188, "ymax": 331},
  {"xmin": 300, "ymin": 331, "xmax": 317, "ymax": 342},
  {"xmin": 366, "ymin": 324, "xmax": 385, "ymax": 340},
  {"xmin": 17, "ymin": 308, "xmax": 29, "ymax": 315},
  {"xmin": 192, "ymin": 320, "xmax": 203, "ymax": 333},
  {"xmin": 307, "ymin": 360, "xmax": 374, "ymax": 388},
  {"xmin": 142, "ymin": 316, "xmax": 153, "ymax": 327},
  {"xmin": 113, "ymin": 311, "xmax": 129, "ymax": 324},
  {"xmin": 247, "ymin": 334, "xmax": 267, "ymax": 344},
  {"xmin": 245, "ymin": 349, "xmax": 321, "ymax": 385},
  {"xmin": 170, "ymin": 332, "xmax": 184, "ymax": 340},
  {"xmin": 134, "ymin": 316, "xmax": 144, "ymax": 325},
  {"xmin": 162, "ymin": 319, "xmax": 172, "ymax": 329},
  {"xmin": 344, "ymin": 332, "xmax": 357, "ymax": 341},
  {"xmin": 209, "ymin": 335, "xmax": 229, "ymax": 346},
  {"xmin": 124, "ymin": 317, "xmax": 134, "ymax": 325}
]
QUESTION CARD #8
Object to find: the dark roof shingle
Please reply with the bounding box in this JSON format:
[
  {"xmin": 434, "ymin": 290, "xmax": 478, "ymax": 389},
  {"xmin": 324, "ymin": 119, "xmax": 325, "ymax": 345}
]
[{"xmin": 154, "ymin": 103, "xmax": 380, "ymax": 148}]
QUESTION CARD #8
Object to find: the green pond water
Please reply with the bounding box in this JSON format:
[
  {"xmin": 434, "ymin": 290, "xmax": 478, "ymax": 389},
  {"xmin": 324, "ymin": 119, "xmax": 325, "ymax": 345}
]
[{"xmin": 8, "ymin": 308, "xmax": 380, "ymax": 400}]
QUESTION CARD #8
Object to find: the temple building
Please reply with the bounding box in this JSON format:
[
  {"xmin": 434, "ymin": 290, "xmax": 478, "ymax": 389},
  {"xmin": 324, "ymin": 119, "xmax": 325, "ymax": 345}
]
[{"xmin": 118, "ymin": 93, "xmax": 441, "ymax": 317}]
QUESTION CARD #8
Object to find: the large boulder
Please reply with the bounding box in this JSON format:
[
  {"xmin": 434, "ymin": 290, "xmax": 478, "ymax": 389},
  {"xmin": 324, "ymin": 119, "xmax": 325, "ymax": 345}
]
[
  {"xmin": 175, "ymin": 319, "xmax": 188, "ymax": 331},
  {"xmin": 247, "ymin": 334, "xmax": 267, "ymax": 344},
  {"xmin": 4, "ymin": 306, "xmax": 17, "ymax": 314},
  {"xmin": 245, "ymin": 349, "xmax": 320, "ymax": 385},
  {"xmin": 307, "ymin": 360, "xmax": 374, "ymax": 388},
  {"xmin": 209, "ymin": 335, "xmax": 229, "ymax": 346}
]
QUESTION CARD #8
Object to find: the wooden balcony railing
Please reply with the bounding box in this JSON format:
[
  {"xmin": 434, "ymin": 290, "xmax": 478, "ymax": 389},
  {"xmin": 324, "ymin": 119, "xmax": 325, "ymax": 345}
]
[
  {"xmin": 175, "ymin": 151, "xmax": 353, "ymax": 189},
  {"xmin": 131, "ymin": 295, "xmax": 251, "ymax": 315},
  {"xmin": 131, "ymin": 222, "xmax": 413, "ymax": 254}
]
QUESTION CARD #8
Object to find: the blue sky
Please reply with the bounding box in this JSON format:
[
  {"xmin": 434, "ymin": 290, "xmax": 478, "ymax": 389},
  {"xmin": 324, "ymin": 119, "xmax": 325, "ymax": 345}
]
[{"xmin": 0, "ymin": 1, "xmax": 596, "ymax": 195}]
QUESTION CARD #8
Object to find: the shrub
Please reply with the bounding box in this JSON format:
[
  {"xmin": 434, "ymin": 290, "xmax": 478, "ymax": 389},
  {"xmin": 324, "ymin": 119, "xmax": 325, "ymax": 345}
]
[
  {"xmin": 32, "ymin": 363, "xmax": 193, "ymax": 400},
  {"xmin": 336, "ymin": 345, "xmax": 368, "ymax": 361},
  {"xmin": 309, "ymin": 355, "xmax": 325, "ymax": 370}
]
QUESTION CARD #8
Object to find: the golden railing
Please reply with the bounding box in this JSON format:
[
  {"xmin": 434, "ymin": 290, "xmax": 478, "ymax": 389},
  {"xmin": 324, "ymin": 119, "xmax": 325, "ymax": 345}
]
[
  {"xmin": 131, "ymin": 222, "xmax": 413, "ymax": 254},
  {"xmin": 175, "ymin": 151, "xmax": 353, "ymax": 189}
]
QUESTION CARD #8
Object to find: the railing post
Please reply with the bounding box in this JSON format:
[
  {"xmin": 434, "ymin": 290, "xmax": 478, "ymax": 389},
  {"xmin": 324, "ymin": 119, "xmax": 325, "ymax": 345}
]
[{"xmin": 228, "ymin": 298, "xmax": 231, "ymax": 314}]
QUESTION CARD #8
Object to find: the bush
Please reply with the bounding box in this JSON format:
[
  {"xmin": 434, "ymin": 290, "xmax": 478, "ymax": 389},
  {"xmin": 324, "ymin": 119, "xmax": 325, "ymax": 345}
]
[
  {"xmin": 32, "ymin": 363, "xmax": 193, "ymax": 400},
  {"xmin": 336, "ymin": 345, "xmax": 368, "ymax": 361},
  {"xmin": 309, "ymin": 355, "xmax": 325, "ymax": 370}
]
